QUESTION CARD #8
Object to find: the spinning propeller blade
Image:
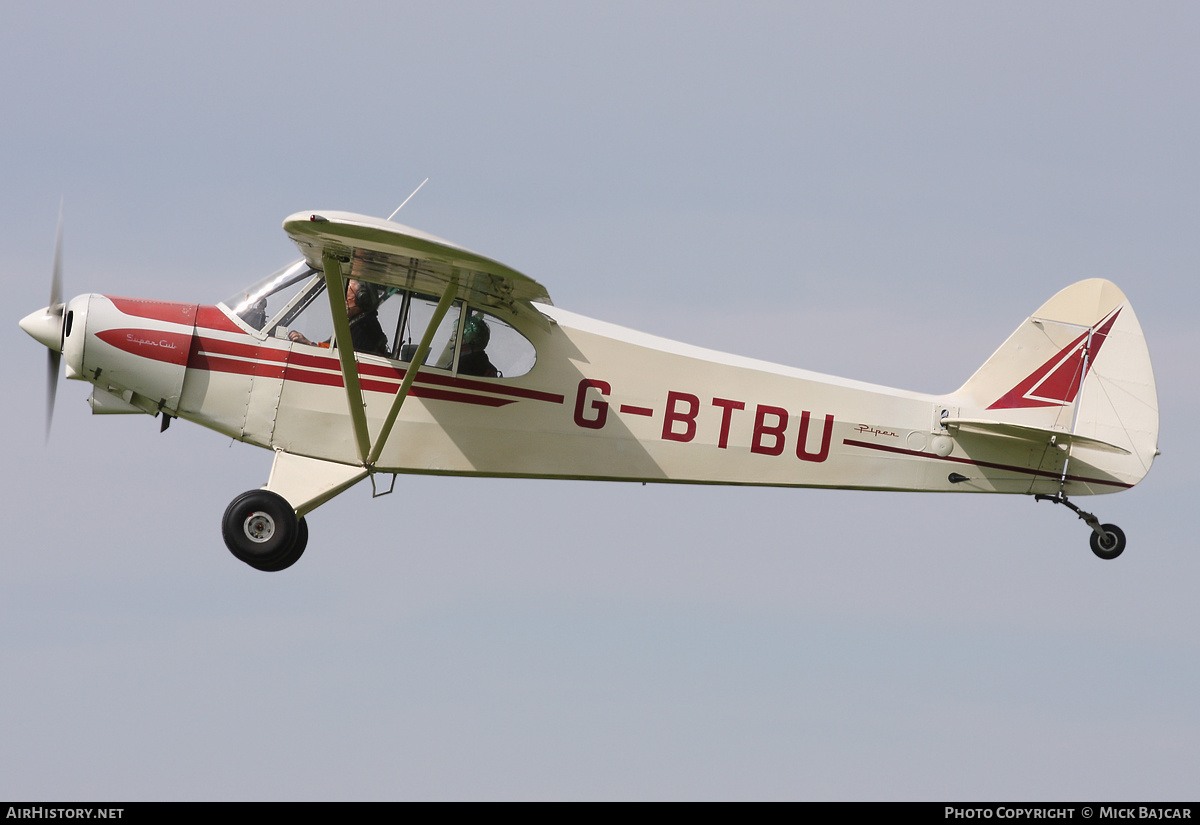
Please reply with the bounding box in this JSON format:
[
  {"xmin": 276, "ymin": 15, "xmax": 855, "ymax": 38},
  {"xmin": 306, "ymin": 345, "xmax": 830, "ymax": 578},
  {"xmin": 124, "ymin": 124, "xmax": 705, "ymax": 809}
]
[
  {"xmin": 50, "ymin": 203, "xmax": 63, "ymax": 311},
  {"xmin": 44, "ymin": 206, "xmax": 65, "ymax": 440}
]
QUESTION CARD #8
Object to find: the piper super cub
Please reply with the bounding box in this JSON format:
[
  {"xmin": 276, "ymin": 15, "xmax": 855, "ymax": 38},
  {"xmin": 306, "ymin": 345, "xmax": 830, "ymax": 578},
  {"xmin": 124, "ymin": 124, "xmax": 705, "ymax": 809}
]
[{"xmin": 20, "ymin": 210, "xmax": 1160, "ymax": 570}]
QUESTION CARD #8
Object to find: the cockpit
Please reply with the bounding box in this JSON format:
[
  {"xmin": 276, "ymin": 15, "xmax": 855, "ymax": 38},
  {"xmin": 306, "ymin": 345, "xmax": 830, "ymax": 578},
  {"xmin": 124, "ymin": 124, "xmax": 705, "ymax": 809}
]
[{"xmin": 220, "ymin": 261, "xmax": 536, "ymax": 378}]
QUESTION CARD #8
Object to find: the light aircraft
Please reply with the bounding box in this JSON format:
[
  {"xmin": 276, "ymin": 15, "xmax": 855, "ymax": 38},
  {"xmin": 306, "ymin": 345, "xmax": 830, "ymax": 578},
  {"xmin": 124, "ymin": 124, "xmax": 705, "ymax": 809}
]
[{"xmin": 20, "ymin": 210, "xmax": 1160, "ymax": 570}]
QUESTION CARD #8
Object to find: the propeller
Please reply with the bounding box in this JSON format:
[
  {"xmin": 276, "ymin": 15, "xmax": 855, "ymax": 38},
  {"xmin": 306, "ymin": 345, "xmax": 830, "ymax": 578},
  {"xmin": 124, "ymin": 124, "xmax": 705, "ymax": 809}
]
[
  {"xmin": 45, "ymin": 206, "xmax": 64, "ymax": 439},
  {"xmin": 19, "ymin": 205, "xmax": 68, "ymax": 440}
]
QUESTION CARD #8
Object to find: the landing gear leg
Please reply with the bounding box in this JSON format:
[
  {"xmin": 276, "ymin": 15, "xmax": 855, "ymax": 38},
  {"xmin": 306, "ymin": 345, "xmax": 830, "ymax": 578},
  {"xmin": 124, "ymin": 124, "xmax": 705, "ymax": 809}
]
[
  {"xmin": 1035, "ymin": 493, "xmax": 1126, "ymax": 560},
  {"xmin": 222, "ymin": 490, "xmax": 308, "ymax": 571}
]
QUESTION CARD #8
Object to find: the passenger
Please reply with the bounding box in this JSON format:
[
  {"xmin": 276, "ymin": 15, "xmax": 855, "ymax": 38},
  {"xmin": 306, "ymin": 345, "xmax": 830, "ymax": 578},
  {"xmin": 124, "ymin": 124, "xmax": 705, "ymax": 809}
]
[
  {"xmin": 457, "ymin": 315, "xmax": 498, "ymax": 377},
  {"xmin": 289, "ymin": 279, "xmax": 388, "ymax": 356}
]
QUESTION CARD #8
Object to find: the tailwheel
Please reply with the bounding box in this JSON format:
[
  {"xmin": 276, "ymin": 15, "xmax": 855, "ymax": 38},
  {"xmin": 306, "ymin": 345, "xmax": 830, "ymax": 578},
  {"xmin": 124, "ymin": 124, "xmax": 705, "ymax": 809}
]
[
  {"xmin": 1035, "ymin": 493, "xmax": 1127, "ymax": 561},
  {"xmin": 1089, "ymin": 523, "xmax": 1126, "ymax": 560},
  {"xmin": 222, "ymin": 490, "xmax": 304, "ymax": 571}
]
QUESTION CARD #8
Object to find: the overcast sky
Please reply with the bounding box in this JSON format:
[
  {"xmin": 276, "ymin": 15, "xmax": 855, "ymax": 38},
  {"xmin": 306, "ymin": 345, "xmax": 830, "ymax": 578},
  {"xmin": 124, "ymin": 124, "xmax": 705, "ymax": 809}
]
[{"xmin": 2, "ymin": 1, "xmax": 1198, "ymax": 800}]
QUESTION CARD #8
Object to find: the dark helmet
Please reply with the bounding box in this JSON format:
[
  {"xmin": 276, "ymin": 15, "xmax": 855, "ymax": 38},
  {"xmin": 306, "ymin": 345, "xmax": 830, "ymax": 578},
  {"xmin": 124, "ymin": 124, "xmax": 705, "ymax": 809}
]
[
  {"xmin": 463, "ymin": 314, "xmax": 490, "ymax": 348},
  {"xmin": 350, "ymin": 280, "xmax": 378, "ymax": 313}
]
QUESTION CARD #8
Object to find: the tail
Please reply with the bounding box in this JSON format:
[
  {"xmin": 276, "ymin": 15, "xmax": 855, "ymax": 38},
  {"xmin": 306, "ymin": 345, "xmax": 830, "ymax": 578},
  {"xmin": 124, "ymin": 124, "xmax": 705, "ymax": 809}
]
[{"xmin": 950, "ymin": 279, "xmax": 1159, "ymax": 494}]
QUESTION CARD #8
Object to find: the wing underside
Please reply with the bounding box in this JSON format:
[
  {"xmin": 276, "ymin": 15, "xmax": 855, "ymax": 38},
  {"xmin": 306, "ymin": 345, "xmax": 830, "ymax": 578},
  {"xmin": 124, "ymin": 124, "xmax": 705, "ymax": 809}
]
[{"xmin": 283, "ymin": 211, "xmax": 551, "ymax": 327}]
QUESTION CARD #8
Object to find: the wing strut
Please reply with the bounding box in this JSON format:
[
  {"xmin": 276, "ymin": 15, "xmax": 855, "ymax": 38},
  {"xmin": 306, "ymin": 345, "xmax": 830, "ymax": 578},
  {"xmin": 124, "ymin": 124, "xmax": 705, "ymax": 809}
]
[
  {"xmin": 323, "ymin": 252, "xmax": 372, "ymax": 465},
  {"xmin": 366, "ymin": 275, "xmax": 459, "ymax": 467}
]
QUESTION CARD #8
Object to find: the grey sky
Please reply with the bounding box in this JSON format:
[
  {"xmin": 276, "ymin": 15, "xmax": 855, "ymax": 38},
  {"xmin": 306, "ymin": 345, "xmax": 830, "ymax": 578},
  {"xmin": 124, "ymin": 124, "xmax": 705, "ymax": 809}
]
[{"xmin": 2, "ymin": 1, "xmax": 1197, "ymax": 800}]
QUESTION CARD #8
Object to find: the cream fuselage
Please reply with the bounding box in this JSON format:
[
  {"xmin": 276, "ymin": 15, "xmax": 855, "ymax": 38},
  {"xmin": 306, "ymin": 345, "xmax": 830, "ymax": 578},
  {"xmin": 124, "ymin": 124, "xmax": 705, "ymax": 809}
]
[{"xmin": 60, "ymin": 291, "xmax": 1145, "ymax": 500}]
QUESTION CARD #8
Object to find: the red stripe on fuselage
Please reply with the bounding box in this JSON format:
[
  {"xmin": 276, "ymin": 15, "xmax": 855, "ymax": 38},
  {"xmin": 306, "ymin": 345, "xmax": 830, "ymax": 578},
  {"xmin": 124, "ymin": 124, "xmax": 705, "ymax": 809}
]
[
  {"xmin": 96, "ymin": 328, "xmax": 192, "ymax": 366},
  {"xmin": 196, "ymin": 305, "xmax": 245, "ymax": 334},
  {"xmin": 185, "ymin": 334, "xmax": 529, "ymax": 408},
  {"xmin": 190, "ymin": 304, "xmax": 565, "ymax": 404},
  {"xmin": 278, "ymin": 364, "xmax": 512, "ymax": 406},
  {"xmin": 108, "ymin": 303, "xmax": 562, "ymax": 409},
  {"xmin": 106, "ymin": 296, "xmax": 197, "ymax": 326},
  {"xmin": 188, "ymin": 352, "xmax": 287, "ymax": 381},
  {"xmin": 353, "ymin": 359, "xmax": 565, "ymax": 404},
  {"xmin": 197, "ymin": 336, "xmax": 289, "ymax": 362},
  {"xmin": 407, "ymin": 386, "xmax": 514, "ymax": 407},
  {"xmin": 842, "ymin": 438, "xmax": 1133, "ymax": 489}
]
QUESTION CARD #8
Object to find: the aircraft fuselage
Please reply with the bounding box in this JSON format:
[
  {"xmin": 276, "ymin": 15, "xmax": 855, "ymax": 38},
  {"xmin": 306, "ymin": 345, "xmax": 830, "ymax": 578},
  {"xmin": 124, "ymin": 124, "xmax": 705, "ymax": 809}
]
[{"xmin": 58, "ymin": 293, "xmax": 1144, "ymax": 499}]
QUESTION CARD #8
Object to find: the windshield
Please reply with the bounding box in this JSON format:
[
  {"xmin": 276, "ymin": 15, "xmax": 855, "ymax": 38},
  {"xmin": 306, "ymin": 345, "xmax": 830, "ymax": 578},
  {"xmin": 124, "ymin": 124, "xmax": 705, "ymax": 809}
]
[{"xmin": 222, "ymin": 260, "xmax": 318, "ymax": 332}]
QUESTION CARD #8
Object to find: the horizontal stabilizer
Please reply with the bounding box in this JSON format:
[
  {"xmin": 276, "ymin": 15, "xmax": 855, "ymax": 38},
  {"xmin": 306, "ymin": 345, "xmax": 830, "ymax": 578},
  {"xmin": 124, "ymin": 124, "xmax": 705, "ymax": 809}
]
[{"xmin": 942, "ymin": 417, "xmax": 1131, "ymax": 455}]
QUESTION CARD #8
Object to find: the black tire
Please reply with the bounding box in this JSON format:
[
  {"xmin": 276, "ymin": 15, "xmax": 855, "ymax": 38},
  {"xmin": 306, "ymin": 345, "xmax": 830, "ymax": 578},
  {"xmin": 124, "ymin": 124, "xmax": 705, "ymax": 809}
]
[
  {"xmin": 246, "ymin": 517, "xmax": 308, "ymax": 572},
  {"xmin": 222, "ymin": 490, "xmax": 298, "ymax": 568},
  {"xmin": 1090, "ymin": 523, "xmax": 1126, "ymax": 560}
]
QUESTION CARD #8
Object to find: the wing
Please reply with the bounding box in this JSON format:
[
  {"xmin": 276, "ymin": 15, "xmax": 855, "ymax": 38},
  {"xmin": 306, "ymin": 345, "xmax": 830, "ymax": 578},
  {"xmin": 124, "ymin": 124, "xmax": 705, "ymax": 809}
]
[
  {"xmin": 284, "ymin": 211, "xmax": 542, "ymax": 468},
  {"xmin": 283, "ymin": 211, "xmax": 552, "ymax": 328}
]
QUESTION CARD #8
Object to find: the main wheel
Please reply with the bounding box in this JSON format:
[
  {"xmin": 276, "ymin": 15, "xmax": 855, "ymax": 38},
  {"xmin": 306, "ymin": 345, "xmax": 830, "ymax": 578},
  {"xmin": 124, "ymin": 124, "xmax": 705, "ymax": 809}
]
[
  {"xmin": 222, "ymin": 490, "xmax": 299, "ymax": 568},
  {"xmin": 245, "ymin": 517, "xmax": 308, "ymax": 572},
  {"xmin": 1090, "ymin": 523, "xmax": 1126, "ymax": 560}
]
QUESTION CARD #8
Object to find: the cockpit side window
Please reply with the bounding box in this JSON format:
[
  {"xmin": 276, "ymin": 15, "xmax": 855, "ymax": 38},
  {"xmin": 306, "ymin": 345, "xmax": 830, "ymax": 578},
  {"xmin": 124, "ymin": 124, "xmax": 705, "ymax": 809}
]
[
  {"xmin": 277, "ymin": 277, "xmax": 398, "ymax": 356},
  {"xmin": 393, "ymin": 294, "xmax": 462, "ymax": 368},
  {"xmin": 271, "ymin": 277, "xmax": 330, "ymax": 339},
  {"xmin": 226, "ymin": 268, "xmax": 400, "ymax": 356},
  {"xmin": 228, "ymin": 267, "xmax": 538, "ymax": 375},
  {"xmin": 455, "ymin": 308, "xmax": 536, "ymax": 379}
]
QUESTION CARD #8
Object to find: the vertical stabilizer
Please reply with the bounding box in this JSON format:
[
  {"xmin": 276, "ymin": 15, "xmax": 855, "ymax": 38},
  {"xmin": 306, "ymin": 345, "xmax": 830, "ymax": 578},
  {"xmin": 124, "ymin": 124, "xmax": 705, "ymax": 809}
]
[{"xmin": 952, "ymin": 279, "xmax": 1158, "ymax": 493}]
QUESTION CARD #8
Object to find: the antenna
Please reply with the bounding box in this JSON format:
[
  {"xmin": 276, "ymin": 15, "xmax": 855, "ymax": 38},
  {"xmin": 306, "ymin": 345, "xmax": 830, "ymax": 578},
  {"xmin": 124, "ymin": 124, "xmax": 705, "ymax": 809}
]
[{"xmin": 387, "ymin": 178, "xmax": 429, "ymax": 221}]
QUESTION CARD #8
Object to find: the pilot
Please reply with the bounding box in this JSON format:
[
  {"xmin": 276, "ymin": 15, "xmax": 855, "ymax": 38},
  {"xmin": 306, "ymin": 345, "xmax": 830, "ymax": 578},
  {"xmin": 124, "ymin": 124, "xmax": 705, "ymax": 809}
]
[
  {"xmin": 289, "ymin": 279, "xmax": 389, "ymax": 356},
  {"xmin": 238, "ymin": 296, "xmax": 268, "ymax": 330},
  {"xmin": 457, "ymin": 314, "xmax": 498, "ymax": 377}
]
